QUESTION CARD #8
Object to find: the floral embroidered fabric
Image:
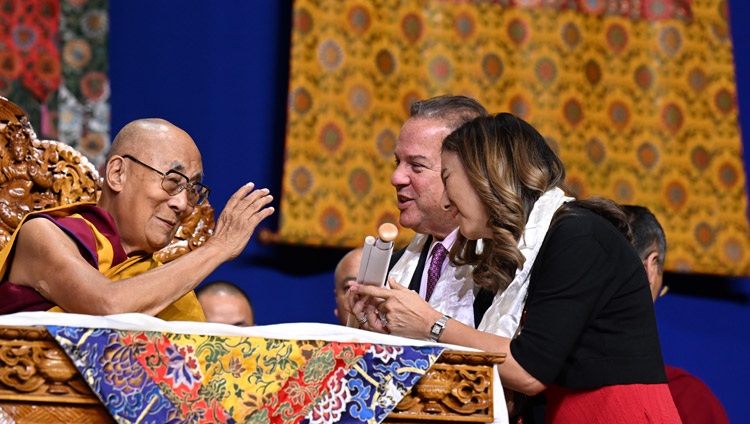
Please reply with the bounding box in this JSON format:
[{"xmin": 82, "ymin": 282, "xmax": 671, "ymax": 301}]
[{"xmin": 47, "ymin": 325, "xmax": 443, "ymax": 423}]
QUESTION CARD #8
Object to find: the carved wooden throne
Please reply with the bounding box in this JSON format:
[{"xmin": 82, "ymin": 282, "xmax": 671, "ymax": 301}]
[{"xmin": 0, "ymin": 96, "xmax": 214, "ymax": 262}]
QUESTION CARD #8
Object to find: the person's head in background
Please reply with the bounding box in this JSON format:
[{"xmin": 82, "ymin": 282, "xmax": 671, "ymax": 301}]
[
  {"xmin": 196, "ymin": 280, "xmax": 255, "ymax": 326},
  {"xmin": 622, "ymin": 205, "xmax": 667, "ymax": 302},
  {"xmin": 334, "ymin": 247, "xmax": 364, "ymax": 325},
  {"xmin": 391, "ymin": 95, "xmax": 488, "ymax": 241}
]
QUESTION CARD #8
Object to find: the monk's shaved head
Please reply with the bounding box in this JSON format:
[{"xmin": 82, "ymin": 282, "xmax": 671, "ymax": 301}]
[
  {"xmin": 197, "ymin": 281, "xmax": 255, "ymax": 326},
  {"xmin": 100, "ymin": 118, "xmax": 205, "ymax": 254},
  {"xmin": 197, "ymin": 280, "xmax": 248, "ymax": 298},
  {"xmin": 108, "ymin": 119, "xmax": 199, "ymax": 164},
  {"xmin": 334, "ymin": 247, "xmax": 364, "ymax": 325}
]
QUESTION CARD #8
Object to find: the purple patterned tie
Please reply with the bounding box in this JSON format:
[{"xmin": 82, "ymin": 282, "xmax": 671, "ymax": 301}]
[{"xmin": 425, "ymin": 243, "xmax": 448, "ymax": 301}]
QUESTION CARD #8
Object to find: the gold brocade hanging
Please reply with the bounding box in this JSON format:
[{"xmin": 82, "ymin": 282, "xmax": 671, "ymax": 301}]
[{"xmin": 279, "ymin": 0, "xmax": 750, "ymax": 276}]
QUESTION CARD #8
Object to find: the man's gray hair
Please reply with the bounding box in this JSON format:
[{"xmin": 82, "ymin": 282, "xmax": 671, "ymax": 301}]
[{"xmin": 409, "ymin": 95, "xmax": 488, "ymax": 131}]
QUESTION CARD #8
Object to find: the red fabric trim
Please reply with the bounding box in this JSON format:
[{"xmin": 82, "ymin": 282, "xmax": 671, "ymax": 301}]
[
  {"xmin": 53, "ymin": 205, "xmax": 128, "ymax": 267},
  {"xmin": 0, "ymin": 283, "xmax": 54, "ymax": 314}
]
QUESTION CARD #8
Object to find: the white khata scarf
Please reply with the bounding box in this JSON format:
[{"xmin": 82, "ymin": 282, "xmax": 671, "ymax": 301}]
[{"xmin": 477, "ymin": 187, "xmax": 574, "ymax": 338}]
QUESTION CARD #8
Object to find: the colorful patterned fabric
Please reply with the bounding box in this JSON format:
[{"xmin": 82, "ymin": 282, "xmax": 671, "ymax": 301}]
[
  {"xmin": 47, "ymin": 325, "xmax": 443, "ymax": 423},
  {"xmin": 0, "ymin": 0, "xmax": 109, "ymax": 166},
  {"xmin": 0, "ymin": 0, "xmax": 60, "ymax": 104},
  {"xmin": 281, "ymin": 0, "xmax": 750, "ymax": 276}
]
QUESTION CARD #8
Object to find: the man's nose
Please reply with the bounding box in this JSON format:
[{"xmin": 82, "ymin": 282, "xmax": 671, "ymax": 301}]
[{"xmin": 391, "ymin": 165, "xmax": 409, "ymax": 187}]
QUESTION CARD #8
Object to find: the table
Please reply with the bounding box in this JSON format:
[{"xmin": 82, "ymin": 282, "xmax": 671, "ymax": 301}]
[{"xmin": 0, "ymin": 325, "xmax": 505, "ymax": 423}]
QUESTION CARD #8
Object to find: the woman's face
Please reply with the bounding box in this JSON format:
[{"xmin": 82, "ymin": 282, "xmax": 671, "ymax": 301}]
[{"xmin": 440, "ymin": 151, "xmax": 492, "ymax": 240}]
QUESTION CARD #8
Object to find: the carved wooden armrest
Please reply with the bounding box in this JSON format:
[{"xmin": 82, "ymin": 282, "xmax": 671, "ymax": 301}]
[
  {"xmin": 387, "ymin": 350, "xmax": 506, "ymax": 423},
  {"xmin": 153, "ymin": 200, "xmax": 215, "ymax": 263},
  {"xmin": 0, "ymin": 326, "xmax": 114, "ymax": 423},
  {"xmin": 0, "ymin": 326, "xmax": 97, "ymax": 403}
]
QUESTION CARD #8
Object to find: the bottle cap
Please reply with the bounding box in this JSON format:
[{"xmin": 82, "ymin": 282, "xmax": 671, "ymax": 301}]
[{"xmin": 377, "ymin": 223, "xmax": 398, "ymax": 242}]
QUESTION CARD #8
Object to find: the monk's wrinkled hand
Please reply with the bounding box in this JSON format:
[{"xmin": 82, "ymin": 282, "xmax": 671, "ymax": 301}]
[{"xmin": 208, "ymin": 182, "xmax": 275, "ymax": 260}]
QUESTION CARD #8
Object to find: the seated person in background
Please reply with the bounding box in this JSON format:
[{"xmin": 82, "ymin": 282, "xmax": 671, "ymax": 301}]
[
  {"xmin": 333, "ymin": 247, "xmax": 363, "ymax": 325},
  {"xmin": 352, "ymin": 113, "xmax": 681, "ymax": 422},
  {"xmin": 623, "ymin": 204, "xmax": 730, "ymax": 424},
  {"xmin": 197, "ymin": 280, "xmax": 255, "ymax": 326},
  {"xmin": 0, "ymin": 118, "xmax": 275, "ymax": 321}
]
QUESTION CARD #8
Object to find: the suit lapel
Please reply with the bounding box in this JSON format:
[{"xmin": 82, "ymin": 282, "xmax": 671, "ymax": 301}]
[{"xmin": 408, "ymin": 235, "xmax": 432, "ymax": 292}]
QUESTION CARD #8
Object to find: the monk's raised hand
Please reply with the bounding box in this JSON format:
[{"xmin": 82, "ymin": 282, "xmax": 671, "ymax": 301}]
[{"xmin": 209, "ymin": 182, "xmax": 275, "ymax": 260}]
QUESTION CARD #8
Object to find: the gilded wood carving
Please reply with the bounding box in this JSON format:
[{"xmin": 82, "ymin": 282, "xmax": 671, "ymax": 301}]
[
  {"xmin": 392, "ymin": 351, "xmax": 505, "ymax": 422},
  {"xmin": 0, "ymin": 327, "xmax": 97, "ymax": 403}
]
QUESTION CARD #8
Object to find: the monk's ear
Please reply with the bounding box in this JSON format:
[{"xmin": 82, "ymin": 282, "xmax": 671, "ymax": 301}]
[{"xmin": 104, "ymin": 156, "xmax": 126, "ymax": 193}]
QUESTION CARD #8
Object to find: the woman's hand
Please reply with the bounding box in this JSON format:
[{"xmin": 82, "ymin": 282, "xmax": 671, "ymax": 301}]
[
  {"xmin": 348, "ymin": 284, "xmax": 388, "ymax": 333},
  {"xmin": 349, "ymin": 278, "xmax": 443, "ymax": 340}
]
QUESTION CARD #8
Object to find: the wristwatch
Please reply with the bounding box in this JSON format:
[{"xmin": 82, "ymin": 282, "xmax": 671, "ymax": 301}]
[{"xmin": 429, "ymin": 314, "xmax": 451, "ymax": 342}]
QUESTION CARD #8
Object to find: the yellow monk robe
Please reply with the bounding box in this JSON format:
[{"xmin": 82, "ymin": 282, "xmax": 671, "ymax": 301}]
[{"xmin": 0, "ymin": 202, "xmax": 205, "ymax": 321}]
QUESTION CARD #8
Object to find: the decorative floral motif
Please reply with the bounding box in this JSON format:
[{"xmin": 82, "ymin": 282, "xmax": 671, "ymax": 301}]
[
  {"xmin": 307, "ymin": 367, "xmax": 350, "ymax": 423},
  {"xmin": 348, "ymin": 5, "xmax": 371, "ymax": 35},
  {"xmin": 481, "ymin": 53, "xmax": 503, "ymax": 82},
  {"xmin": 349, "ymin": 168, "xmax": 372, "ymax": 199},
  {"xmin": 0, "ymin": 0, "xmax": 109, "ymax": 167},
  {"xmin": 280, "ymin": 0, "xmax": 750, "ymax": 276},
  {"xmin": 164, "ymin": 345, "xmax": 201, "ymax": 389},
  {"xmin": 320, "ymin": 207, "xmax": 343, "ymax": 234},
  {"xmin": 369, "ymin": 344, "xmax": 401, "ymax": 362},
  {"xmin": 101, "ymin": 335, "xmax": 149, "ymax": 394},
  {"xmin": 2, "ymin": 0, "xmax": 61, "ymax": 104},
  {"xmin": 48, "ymin": 327, "xmax": 181, "ymax": 423},
  {"xmin": 401, "ymin": 13, "xmax": 423, "ymax": 43}
]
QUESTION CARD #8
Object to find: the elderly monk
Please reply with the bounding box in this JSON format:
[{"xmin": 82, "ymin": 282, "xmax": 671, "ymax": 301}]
[{"xmin": 0, "ymin": 118, "xmax": 274, "ymax": 321}]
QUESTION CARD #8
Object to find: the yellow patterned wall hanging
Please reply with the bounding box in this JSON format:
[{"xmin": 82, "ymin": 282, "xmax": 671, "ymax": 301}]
[{"xmin": 279, "ymin": 0, "xmax": 750, "ymax": 276}]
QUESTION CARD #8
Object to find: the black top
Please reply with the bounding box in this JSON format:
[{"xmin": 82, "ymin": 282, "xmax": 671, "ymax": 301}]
[{"xmin": 510, "ymin": 206, "xmax": 667, "ymax": 388}]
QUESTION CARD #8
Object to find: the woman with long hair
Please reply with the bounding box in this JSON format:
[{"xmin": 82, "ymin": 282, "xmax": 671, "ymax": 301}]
[{"xmin": 350, "ymin": 113, "xmax": 680, "ymax": 423}]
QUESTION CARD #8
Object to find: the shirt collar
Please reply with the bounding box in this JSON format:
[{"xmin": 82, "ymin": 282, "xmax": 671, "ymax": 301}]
[{"xmin": 431, "ymin": 227, "xmax": 459, "ymax": 253}]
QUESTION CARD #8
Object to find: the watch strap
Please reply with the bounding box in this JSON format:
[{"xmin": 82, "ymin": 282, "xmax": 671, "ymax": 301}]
[{"xmin": 429, "ymin": 314, "xmax": 451, "ymax": 342}]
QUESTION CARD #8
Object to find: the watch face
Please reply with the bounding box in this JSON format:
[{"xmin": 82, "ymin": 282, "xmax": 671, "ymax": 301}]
[
  {"xmin": 430, "ymin": 316, "xmax": 448, "ymax": 341},
  {"xmin": 431, "ymin": 324, "xmax": 440, "ymax": 335}
]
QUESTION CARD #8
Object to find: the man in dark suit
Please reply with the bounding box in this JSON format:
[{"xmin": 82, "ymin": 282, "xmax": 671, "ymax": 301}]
[{"xmin": 387, "ymin": 95, "xmax": 492, "ymax": 328}]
